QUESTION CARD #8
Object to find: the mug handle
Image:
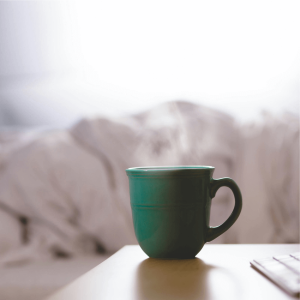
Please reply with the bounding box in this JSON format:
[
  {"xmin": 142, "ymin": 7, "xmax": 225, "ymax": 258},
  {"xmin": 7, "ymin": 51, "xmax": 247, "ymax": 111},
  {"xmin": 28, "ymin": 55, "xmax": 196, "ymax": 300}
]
[{"xmin": 206, "ymin": 177, "xmax": 242, "ymax": 242}]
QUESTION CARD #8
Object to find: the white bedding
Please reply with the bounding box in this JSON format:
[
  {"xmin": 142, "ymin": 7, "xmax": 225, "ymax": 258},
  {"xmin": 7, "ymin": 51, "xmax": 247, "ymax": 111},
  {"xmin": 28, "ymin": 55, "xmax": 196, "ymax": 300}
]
[{"xmin": 0, "ymin": 101, "xmax": 298, "ymax": 268}]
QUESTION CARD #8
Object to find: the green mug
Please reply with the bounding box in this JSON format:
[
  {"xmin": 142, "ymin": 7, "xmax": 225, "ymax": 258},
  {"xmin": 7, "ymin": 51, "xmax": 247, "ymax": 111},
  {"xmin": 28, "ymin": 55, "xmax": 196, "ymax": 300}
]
[{"xmin": 126, "ymin": 166, "xmax": 242, "ymax": 259}]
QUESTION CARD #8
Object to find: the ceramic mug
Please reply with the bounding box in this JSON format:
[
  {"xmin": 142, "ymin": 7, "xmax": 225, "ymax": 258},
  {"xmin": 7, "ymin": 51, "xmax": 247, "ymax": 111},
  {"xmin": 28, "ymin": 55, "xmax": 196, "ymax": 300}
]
[{"xmin": 126, "ymin": 166, "xmax": 242, "ymax": 259}]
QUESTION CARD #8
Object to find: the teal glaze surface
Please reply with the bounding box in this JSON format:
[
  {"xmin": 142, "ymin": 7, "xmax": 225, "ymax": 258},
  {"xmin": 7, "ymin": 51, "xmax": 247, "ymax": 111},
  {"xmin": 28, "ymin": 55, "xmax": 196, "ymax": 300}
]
[{"xmin": 126, "ymin": 166, "xmax": 242, "ymax": 259}]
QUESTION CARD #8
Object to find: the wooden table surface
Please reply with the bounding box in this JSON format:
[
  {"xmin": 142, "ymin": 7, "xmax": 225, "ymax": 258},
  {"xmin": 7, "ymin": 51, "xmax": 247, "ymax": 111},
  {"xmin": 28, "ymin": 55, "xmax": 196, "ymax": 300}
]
[{"xmin": 46, "ymin": 244, "xmax": 299, "ymax": 300}]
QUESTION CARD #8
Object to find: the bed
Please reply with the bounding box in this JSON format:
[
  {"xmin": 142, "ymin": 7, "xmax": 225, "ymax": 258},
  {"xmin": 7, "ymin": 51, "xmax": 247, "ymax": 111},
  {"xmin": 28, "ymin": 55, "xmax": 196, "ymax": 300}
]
[{"xmin": 0, "ymin": 101, "xmax": 298, "ymax": 299}]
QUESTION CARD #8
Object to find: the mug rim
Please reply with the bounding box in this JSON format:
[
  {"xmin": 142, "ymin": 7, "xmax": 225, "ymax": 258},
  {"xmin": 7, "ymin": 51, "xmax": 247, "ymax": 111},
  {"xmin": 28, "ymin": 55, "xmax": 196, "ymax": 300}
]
[{"xmin": 126, "ymin": 165, "xmax": 215, "ymax": 177}]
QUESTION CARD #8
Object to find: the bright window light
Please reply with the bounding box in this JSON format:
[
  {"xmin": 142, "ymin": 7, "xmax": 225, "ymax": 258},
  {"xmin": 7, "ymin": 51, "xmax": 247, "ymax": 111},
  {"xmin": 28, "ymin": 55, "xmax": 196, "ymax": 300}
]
[{"xmin": 68, "ymin": 0, "xmax": 299, "ymax": 119}]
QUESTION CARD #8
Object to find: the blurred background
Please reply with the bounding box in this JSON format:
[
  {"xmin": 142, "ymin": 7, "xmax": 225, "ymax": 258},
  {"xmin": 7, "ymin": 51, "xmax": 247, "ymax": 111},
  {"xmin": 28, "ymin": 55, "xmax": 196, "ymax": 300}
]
[
  {"xmin": 0, "ymin": 0, "xmax": 299, "ymax": 128},
  {"xmin": 0, "ymin": 1, "xmax": 299, "ymax": 299}
]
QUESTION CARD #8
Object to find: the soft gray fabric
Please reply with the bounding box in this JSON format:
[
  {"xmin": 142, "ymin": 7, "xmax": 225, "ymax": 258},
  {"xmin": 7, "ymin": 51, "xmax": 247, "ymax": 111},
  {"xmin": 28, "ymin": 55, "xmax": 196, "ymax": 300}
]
[
  {"xmin": 0, "ymin": 101, "xmax": 298, "ymax": 267},
  {"xmin": 234, "ymin": 112, "xmax": 299, "ymax": 243}
]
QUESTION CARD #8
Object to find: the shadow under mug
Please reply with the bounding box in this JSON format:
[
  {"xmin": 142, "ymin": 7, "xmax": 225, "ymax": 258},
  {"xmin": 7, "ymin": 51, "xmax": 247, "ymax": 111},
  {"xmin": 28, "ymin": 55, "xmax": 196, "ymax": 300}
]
[{"xmin": 126, "ymin": 166, "xmax": 242, "ymax": 259}]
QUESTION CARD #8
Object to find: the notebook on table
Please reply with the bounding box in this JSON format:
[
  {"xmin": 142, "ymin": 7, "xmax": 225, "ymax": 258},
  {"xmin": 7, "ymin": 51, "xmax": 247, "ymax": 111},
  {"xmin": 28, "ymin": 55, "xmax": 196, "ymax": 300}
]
[{"xmin": 251, "ymin": 252, "xmax": 300, "ymax": 297}]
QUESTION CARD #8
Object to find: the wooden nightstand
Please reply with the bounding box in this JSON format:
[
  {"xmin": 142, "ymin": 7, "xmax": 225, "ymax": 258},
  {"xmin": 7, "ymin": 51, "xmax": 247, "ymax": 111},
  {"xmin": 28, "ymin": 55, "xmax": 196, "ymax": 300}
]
[{"xmin": 46, "ymin": 244, "xmax": 299, "ymax": 300}]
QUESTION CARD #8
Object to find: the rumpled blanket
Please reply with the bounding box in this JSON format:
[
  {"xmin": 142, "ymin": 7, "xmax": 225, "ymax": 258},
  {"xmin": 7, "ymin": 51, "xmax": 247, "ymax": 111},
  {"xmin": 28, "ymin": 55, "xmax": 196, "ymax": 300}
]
[{"xmin": 0, "ymin": 101, "xmax": 298, "ymax": 265}]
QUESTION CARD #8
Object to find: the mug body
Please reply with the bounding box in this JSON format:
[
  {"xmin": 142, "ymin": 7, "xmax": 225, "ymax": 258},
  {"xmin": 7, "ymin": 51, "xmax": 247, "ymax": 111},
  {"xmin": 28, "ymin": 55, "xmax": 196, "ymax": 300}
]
[{"xmin": 126, "ymin": 166, "xmax": 214, "ymax": 259}]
